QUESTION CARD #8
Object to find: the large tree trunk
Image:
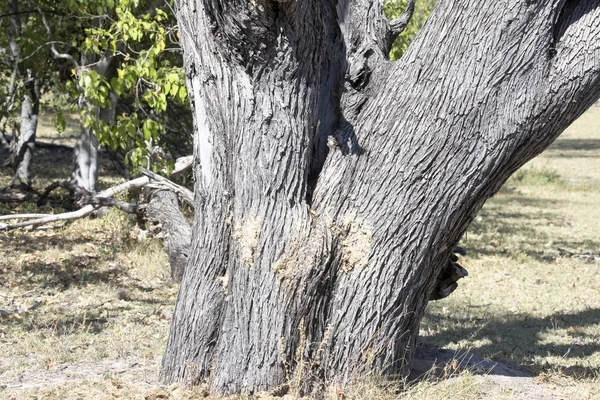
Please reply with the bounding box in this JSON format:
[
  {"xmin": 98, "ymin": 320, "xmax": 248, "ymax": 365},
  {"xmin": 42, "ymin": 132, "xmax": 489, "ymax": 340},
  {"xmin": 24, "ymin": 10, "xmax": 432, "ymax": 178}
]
[{"xmin": 161, "ymin": 0, "xmax": 600, "ymax": 395}]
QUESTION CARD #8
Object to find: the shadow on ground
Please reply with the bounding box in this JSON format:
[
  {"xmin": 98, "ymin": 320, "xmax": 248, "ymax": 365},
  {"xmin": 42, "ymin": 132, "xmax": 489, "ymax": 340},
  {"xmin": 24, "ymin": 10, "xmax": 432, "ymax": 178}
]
[
  {"xmin": 545, "ymin": 138, "xmax": 600, "ymax": 157},
  {"xmin": 420, "ymin": 308, "xmax": 600, "ymax": 379}
]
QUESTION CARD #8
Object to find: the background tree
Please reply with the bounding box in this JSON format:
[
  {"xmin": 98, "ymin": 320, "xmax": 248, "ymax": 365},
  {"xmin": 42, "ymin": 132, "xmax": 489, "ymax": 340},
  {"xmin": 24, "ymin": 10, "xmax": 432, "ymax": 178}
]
[
  {"xmin": 160, "ymin": 0, "xmax": 600, "ymax": 396},
  {"xmin": 67, "ymin": 0, "xmax": 190, "ymax": 189},
  {"xmin": 0, "ymin": 0, "xmax": 191, "ymax": 193},
  {"xmin": 1, "ymin": 0, "xmax": 53, "ymax": 186},
  {"xmin": 384, "ymin": 0, "xmax": 436, "ymax": 60},
  {"xmin": 0, "ymin": 0, "xmax": 193, "ymax": 278}
]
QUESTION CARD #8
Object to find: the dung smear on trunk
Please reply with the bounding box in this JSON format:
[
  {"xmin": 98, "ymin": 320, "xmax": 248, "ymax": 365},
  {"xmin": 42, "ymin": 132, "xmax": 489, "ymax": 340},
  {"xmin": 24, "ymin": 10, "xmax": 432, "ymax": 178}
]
[
  {"xmin": 233, "ymin": 215, "xmax": 262, "ymax": 267},
  {"xmin": 337, "ymin": 213, "xmax": 373, "ymax": 272},
  {"xmin": 272, "ymin": 221, "xmax": 331, "ymax": 280}
]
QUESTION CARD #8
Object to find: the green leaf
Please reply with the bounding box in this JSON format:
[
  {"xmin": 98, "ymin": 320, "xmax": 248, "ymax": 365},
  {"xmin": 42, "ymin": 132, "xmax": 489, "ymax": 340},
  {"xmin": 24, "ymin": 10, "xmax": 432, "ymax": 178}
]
[
  {"xmin": 170, "ymin": 83, "xmax": 178, "ymax": 97},
  {"xmin": 111, "ymin": 77, "xmax": 124, "ymax": 95},
  {"xmin": 178, "ymin": 86, "xmax": 187, "ymax": 102},
  {"xmin": 142, "ymin": 121, "xmax": 152, "ymax": 141},
  {"xmin": 55, "ymin": 111, "xmax": 67, "ymax": 134}
]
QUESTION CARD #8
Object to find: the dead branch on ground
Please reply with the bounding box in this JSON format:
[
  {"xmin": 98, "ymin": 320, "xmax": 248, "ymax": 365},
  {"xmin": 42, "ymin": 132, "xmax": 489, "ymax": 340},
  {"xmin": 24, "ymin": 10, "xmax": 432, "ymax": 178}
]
[{"xmin": 0, "ymin": 156, "xmax": 193, "ymax": 231}]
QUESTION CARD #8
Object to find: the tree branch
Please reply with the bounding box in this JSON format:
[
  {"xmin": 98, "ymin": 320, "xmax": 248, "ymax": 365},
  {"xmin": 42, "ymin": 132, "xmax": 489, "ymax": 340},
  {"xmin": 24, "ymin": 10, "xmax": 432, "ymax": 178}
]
[
  {"xmin": 0, "ymin": 8, "xmax": 64, "ymax": 19},
  {"xmin": 0, "ymin": 205, "xmax": 100, "ymax": 231},
  {"xmin": 140, "ymin": 168, "xmax": 194, "ymax": 207},
  {"xmin": 79, "ymin": 196, "xmax": 140, "ymax": 214},
  {"xmin": 0, "ymin": 178, "xmax": 148, "ymax": 231},
  {"xmin": 389, "ymin": 0, "xmax": 416, "ymax": 44},
  {"xmin": 337, "ymin": 0, "xmax": 391, "ymax": 88},
  {"xmin": 0, "ymin": 214, "xmax": 49, "ymax": 221},
  {"xmin": 543, "ymin": 0, "xmax": 600, "ymax": 133},
  {"xmin": 0, "ymin": 156, "xmax": 194, "ymax": 231},
  {"xmin": 34, "ymin": 2, "xmax": 79, "ymax": 68}
]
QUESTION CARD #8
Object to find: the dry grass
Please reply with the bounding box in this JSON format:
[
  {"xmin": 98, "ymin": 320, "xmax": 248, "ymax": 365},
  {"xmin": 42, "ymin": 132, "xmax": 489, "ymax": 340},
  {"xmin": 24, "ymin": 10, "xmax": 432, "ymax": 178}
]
[
  {"xmin": 1, "ymin": 106, "xmax": 599, "ymax": 399},
  {"xmin": 0, "ymin": 210, "xmax": 177, "ymax": 396}
]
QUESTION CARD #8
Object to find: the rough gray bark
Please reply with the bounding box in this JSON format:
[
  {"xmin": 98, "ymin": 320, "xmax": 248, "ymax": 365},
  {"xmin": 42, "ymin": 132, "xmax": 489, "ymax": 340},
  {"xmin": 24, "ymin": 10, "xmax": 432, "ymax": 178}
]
[
  {"xmin": 161, "ymin": 0, "xmax": 600, "ymax": 395},
  {"xmin": 146, "ymin": 190, "xmax": 192, "ymax": 282},
  {"xmin": 71, "ymin": 55, "xmax": 118, "ymax": 192}
]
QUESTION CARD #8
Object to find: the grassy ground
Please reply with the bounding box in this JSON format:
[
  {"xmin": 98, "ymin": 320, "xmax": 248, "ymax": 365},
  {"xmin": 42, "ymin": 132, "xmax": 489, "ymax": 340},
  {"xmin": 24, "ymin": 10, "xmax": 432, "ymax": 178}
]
[
  {"xmin": 422, "ymin": 103, "xmax": 600, "ymax": 398},
  {"xmin": 1, "ymin": 105, "xmax": 599, "ymax": 399}
]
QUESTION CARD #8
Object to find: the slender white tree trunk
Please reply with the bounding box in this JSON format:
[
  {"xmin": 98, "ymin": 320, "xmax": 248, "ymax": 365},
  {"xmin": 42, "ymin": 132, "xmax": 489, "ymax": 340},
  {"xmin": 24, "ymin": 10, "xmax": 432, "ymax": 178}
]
[
  {"xmin": 11, "ymin": 77, "xmax": 40, "ymax": 186},
  {"xmin": 72, "ymin": 55, "xmax": 118, "ymax": 192},
  {"xmin": 6, "ymin": 0, "xmax": 41, "ymax": 186}
]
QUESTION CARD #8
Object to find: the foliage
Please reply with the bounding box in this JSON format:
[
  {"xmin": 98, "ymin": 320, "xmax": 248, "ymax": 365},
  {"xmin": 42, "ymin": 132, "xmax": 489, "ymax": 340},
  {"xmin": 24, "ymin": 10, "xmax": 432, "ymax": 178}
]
[
  {"xmin": 384, "ymin": 0, "xmax": 437, "ymax": 60},
  {"xmin": 63, "ymin": 0, "xmax": 191, "ymax": 171},
  {"xmin": 0, "ymin": 0, "xmax": 191, "ymax": 173},
  {"xmin": 0, "ymin": 0, "xmax": 59, "ymax": 136}
]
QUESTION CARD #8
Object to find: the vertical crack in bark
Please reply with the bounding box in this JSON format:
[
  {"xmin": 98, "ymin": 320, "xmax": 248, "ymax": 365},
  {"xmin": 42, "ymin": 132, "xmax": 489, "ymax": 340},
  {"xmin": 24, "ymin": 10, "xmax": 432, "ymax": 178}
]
[{"xmin": 551, "ymin": 0, "xmax": 582, "ymax": 49}]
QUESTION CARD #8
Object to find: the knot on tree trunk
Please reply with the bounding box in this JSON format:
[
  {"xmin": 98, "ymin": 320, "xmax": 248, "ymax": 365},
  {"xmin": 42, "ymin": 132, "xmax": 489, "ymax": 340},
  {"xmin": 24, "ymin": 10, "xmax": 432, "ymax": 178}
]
[{"xmin": 429, "ymin": 247, "xmax": 469, "ymax": 301}]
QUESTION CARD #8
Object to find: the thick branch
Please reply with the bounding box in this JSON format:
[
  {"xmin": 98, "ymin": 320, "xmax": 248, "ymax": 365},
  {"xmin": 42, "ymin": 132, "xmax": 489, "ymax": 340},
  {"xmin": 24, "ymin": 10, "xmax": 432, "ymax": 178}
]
[
  {"xmin": 312, "ymin": 0, "xmax": 600, "ymax": 377},
  {"xmin": 336, "ymin": 0, "xmax": 391, "ymax": 88}
]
